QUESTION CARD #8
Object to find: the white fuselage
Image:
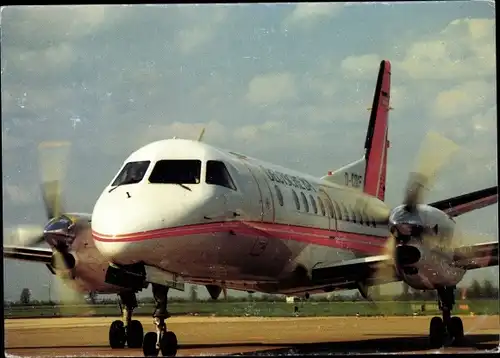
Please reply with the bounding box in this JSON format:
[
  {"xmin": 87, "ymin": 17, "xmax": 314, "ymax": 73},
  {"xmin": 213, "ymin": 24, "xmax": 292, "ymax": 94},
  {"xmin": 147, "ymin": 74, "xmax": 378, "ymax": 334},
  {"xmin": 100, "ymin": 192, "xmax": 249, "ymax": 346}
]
[{"xmin": 91, "ymin": 139, "xmax": 391, "ymax": 293}]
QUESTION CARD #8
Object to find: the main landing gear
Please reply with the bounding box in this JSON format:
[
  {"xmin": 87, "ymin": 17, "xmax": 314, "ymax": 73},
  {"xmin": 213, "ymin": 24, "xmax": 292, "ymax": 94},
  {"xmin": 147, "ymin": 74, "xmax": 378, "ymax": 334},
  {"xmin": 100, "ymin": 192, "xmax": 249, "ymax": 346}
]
[
  {"xmin": 109, "ymin": 292, "xmax": 144, "ymax": 349},
  {"xmin": 428, "ymin": 286, "xmax": 464, "ymax": 349},
  {"xmin": 143, "ymin": 284, "xmax": 178, "ymax": 357}
]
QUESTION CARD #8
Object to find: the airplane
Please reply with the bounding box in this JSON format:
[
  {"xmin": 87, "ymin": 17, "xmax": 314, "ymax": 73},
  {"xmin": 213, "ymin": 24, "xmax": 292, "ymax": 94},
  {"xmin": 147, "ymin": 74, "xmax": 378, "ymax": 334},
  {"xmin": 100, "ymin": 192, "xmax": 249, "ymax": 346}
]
[{"xmin": 90, "ymin": 59, "xmax": 498, "ymax": 357}]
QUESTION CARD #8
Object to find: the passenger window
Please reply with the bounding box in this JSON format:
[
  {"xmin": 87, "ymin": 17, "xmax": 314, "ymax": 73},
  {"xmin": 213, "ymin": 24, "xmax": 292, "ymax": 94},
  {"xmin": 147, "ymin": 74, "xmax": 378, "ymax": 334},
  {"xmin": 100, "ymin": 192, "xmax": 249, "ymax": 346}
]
[
  {"xmin": 317, "ymin": 196, "xmax": 326, "ymax": 216},
  {"xmin": 275, "ymin": 185, "xmax": 284, "ymax": 206},
  {"xmin": 149, "ymin": 159, "xmax": 201, "ymax": 184},
  {"xmin": 206, "ymin": 160, "xmax": 237, "ymax": 190},
  {"xmin": 300, "ymin": 192, "xmax": 309, "ymax": 212},
  {"xmin": 112, "ymin": 161, "xmax": 150, "ymax": 187},
  {"xmin": 309, "ymin": 194, "xmax": 318, "ymax": 214},
  {"xmin": 292, "ymin": 190, "xmax": 300, "ymax": 210}
]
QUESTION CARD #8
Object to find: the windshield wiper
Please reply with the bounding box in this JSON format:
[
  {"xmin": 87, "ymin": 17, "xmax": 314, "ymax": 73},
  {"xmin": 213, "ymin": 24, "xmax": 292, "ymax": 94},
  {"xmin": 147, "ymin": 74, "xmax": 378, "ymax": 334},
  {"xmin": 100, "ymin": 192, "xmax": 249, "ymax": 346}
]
[
  {"xmin": 175, "ymin": 183, "xmax": 192, "ymax": 191},
  {"xmin": 108, "ymin": 179, "xmax": 136, "ymax": 193}
]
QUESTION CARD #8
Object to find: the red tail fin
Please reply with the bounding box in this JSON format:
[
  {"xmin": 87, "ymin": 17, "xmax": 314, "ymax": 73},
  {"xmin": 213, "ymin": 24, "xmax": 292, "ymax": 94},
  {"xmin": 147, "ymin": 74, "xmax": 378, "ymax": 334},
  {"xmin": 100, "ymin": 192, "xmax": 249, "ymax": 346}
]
[{"xmin": 363, "ymin": 60, "xmax": 391, "ymax": 201}]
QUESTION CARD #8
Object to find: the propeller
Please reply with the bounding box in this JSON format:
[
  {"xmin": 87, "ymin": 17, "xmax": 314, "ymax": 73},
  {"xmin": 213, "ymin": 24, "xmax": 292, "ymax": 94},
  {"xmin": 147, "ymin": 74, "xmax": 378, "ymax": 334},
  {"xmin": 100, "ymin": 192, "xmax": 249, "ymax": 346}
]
[
  {"xmin": 6, "ymin": 224, "xmax": 45, "ymax": 247},
  {"xmin": 52, "ymin": 250, "xmax": 95, "ymax": 316},
  {"xmin": 6, "ymin": 140, "xmax": 93, "ymax": 316},
  {"xmin": 368, "ymin": 131, "xmax": 460, "ymax": 296}
]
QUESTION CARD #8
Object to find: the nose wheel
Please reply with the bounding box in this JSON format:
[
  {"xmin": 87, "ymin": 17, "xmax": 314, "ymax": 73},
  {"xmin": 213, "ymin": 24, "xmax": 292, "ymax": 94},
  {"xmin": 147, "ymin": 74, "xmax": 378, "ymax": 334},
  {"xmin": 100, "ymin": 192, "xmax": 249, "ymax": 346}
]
[
  {"xmin": 143, "ymin": 284, "xmax": 178, "ymax": 357},
  {"xmin": 109, "ymin": 292, "xmax": 144, "ymax": 349},
  {"xmin": 428, "ymin": 286, "xmax": 464, "ymax": 349}
]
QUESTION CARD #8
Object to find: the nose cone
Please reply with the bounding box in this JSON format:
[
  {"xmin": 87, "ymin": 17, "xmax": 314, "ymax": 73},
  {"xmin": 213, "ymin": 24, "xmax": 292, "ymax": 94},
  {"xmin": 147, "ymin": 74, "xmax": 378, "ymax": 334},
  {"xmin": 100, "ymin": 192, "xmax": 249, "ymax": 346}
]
[{"xmin": 91, "ymin": 185, "xmax": 215, "ymax": 265}]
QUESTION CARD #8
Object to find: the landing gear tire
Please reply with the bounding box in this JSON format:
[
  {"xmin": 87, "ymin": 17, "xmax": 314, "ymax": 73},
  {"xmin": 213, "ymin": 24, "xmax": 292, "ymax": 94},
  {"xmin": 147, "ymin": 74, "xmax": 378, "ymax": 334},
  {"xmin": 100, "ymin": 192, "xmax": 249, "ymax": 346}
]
[
  {"xmin": 428, "ymin": 286, "xmax": 464, "ymax": 349},
  {"xmin": 127, "ymin": 319, "xmax": 144, "ymax": 349},
  {"xmin": 116, "ymin": 292, "xmax": 144, "ymax": 349},
  {"xmin": 109, "ymin": 320, "xmax": 126, "ymax": 349},
  {"xmin": 142, "ymin": 331, "xmax": 178, "ymax": 357},
  {"xmin": 160, "ymin": 331, "xmax": 178, "ymax": 357},
  {"xmin": 429, "ymin": 316, "xmax": 445, "ymax": 349},
  {"xmin": 143, "ymin": 332, "xmax": 159, "ymax": 357},
  {"xmin": 143, "ymin": 284, "xmax": 178, "ymax": 357},
  {"xmin": 448, "ymin": 316, "xmax": 464, "ymax": 345}
]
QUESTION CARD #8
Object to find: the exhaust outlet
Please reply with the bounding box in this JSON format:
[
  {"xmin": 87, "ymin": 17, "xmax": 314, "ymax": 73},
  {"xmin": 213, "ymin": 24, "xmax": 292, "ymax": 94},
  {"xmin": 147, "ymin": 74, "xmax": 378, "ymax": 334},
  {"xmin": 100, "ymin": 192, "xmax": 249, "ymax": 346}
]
[{"xmin": 395, "ymin": 245, "xmax": 421, "ymax": 266}]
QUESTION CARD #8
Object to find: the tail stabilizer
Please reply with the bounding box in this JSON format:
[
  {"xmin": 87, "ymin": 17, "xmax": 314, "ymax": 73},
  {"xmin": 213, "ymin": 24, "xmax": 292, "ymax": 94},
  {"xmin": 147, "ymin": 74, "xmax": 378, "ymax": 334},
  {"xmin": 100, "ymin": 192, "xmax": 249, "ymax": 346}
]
[{"xmin": 322, "ymin": 60, "xmax": 391, "ymax": 202}]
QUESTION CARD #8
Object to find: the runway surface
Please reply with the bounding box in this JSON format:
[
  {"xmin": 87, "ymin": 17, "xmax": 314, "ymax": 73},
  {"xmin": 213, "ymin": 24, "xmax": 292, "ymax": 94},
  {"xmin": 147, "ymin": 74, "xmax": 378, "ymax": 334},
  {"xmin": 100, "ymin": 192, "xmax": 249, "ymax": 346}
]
[{"xmin": 5, "ymin": 315, "xmax": 499, "ymax": 356}]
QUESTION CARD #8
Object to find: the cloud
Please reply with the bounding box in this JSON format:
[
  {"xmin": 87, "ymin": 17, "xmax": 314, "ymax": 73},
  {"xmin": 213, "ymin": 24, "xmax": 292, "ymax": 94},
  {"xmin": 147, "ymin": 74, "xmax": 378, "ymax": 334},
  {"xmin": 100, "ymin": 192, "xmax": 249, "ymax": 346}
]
[
  {"xmin": 138, "ymin": 121, "xmax": 227, "ymax": 146},
  {"xmin": 3, "ymin": 184, "xmax": 35, "ymax": 206},
  {"xmin": 245, "ymin": 73, "xmax": 297, "ymax": 105},
  {"xmin": 340, "ymin": 18, "xmax": 495, "ymax": 82},
  {"xmin": 340, "ymin": 54, "xmax": 382, "ymax": 79},
  {"xmin": 283, "ymin": 3, "xmax": 344, "ymax": 28},
  {"xmin": 396, "ymin": 18, "xmax": 495, "ymax": 80},
  {"xmin": 432, "ymin": 80, "xmax": 492, "ymax": 120},
  {"xmin": 175, "ymin": 6, "xmax": 229, "ymax": 54},
  {"xmin": 2, "ymin": 6, "xmax": 119, "ymax": 47}
]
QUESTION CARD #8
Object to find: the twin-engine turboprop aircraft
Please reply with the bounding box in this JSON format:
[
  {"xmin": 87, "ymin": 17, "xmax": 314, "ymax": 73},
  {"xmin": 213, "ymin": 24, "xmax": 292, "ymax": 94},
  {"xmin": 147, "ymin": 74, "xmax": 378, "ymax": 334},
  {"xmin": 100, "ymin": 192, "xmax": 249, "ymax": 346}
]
[{"xmin": 89, "ymin": 60, "xmax": 498, "ymax": 357}]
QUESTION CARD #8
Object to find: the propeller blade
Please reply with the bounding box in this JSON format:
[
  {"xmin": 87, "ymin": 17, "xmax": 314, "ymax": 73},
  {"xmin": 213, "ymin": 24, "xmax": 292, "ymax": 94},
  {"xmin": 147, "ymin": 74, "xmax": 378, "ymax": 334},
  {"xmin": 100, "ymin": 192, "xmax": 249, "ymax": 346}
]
[
  {"xmin": 223, "ymin": 286, "xmax": 228, "ymax": 300},
  {"xmin": 40, "ymin": 180, "xmax": 64, "ymax": 220},
  {"xmin": 38, "ymin": 141, "xmax": 71, "ymax": 220},
  {"xmin": 52, "ymin": 253, "xmax": 94, "ymax": 317},
  {"xmin": 6, "ymin": 225, "xmax": 45, "ymax": 247},
  {"xmin": 403, "ymin": 131, "xmax": 459, "ymax": 211},
  {"xmin": 354, "ymin": 196, "xmax": 391, "ymax": 225},
  {"xmin": 372, "ymin": 233, "xmax": 398, "ymax": 285}
]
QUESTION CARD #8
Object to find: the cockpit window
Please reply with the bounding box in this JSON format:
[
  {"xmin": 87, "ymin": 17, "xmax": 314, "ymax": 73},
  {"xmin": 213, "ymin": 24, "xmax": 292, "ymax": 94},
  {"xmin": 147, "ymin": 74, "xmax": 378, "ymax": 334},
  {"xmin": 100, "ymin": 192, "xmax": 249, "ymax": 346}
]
[
  {"xmin": 111, "ymin": 161, "xmax": 150, "ymax": 186},
  {"xmin": 206, "ymin": 160, "xmax": 237, "ymax": 190},
  {"xmin": 149, "ymin": 160, "xmax": 201, "ymax": 184}
]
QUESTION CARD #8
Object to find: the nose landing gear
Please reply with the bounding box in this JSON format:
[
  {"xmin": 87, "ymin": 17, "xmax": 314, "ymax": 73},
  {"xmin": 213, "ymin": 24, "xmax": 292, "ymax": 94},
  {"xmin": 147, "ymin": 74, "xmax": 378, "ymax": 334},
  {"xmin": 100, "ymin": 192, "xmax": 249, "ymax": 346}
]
[
  {"xmin": 143, "ymin": 284, "xmax": 178, "ymax": 357},
  {"xmin": 428, "ymin": 286, "xmax": 464, "ymax": 349},
  {"xmin": 109, "ymin": 292, "xmax": 144, "ymax": 349}
]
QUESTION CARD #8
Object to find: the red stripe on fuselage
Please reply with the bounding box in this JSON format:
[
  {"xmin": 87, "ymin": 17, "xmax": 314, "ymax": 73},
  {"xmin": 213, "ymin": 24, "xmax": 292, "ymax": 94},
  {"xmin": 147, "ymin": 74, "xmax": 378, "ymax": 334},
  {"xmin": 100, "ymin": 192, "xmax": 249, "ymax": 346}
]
[{"xmin": 92, "ymin": 221, "xmax": 387, "ymax": 255}]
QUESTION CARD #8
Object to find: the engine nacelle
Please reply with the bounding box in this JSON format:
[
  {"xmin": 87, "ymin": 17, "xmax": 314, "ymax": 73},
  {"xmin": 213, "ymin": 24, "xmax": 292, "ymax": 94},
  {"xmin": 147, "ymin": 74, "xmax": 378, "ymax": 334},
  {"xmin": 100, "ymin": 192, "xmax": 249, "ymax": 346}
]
[{"xmin": 396, "ymin": 243, "xmax": 465, "ymax": 290}]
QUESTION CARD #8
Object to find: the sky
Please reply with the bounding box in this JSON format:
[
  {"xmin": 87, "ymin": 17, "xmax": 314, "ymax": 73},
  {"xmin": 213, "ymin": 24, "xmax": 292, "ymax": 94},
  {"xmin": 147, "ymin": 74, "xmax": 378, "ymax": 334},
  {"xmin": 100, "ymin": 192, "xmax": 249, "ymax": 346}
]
[{"xmin": 1, "ymin": 2, "xmax": 497, "ymax": 303}]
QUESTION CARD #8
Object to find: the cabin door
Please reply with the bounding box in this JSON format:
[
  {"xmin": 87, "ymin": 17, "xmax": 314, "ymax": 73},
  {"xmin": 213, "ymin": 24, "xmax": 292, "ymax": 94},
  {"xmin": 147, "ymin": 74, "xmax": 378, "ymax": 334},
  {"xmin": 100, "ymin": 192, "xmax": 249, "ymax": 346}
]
[{"xmin": 240, "ymin": 162, "xmax": 275, "ymax": 223}]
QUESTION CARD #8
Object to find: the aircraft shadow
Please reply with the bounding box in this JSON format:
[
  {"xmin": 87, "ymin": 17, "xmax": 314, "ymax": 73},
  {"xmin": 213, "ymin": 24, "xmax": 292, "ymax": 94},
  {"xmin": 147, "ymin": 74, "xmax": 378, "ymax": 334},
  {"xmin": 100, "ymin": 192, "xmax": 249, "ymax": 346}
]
[
  {"xmin": 234, "ymin": 334, "xmax": 500, "ymax": 355},
  {"xmin": 9, "ymin": 334, "xmax": 498, "ymax": 354}
]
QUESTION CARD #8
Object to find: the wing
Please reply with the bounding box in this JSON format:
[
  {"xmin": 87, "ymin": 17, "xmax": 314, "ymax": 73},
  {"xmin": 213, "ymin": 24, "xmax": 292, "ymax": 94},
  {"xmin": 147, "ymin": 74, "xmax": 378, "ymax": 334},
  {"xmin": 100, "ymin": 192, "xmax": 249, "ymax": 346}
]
[
  {"xmin": 311, "ymin": 254, "xmax": 398, "ymax": 288},
  {"xmin": 3, "ymin": 245, "xmax": 53, "ymax": 264},
  {"xmin": 310, "ymin": 241, "xmax": 498, "ymax": 291},
  {"xmin": 452, "ymin": 241, "xmax": 498, "ymax": 270},
  {"xmin": 428, "ymin": 186, "xmax": 498, "ymax": 218}
]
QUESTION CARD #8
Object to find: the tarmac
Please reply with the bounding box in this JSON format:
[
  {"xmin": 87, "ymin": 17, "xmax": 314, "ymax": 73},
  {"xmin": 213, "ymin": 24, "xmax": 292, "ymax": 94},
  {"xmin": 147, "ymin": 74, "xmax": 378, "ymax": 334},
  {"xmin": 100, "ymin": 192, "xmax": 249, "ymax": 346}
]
[{"xmin": 4, "ymin": 315, "xmax": 500, "ymax": 356}]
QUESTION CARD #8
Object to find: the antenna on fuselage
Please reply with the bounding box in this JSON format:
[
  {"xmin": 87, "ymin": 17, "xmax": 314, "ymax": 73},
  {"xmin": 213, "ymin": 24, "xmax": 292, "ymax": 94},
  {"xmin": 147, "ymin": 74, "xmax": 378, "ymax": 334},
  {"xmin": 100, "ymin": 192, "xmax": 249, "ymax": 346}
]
[{"xmin": 197, "ymin": 127, "xmax": 206, "ymax": 142}]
